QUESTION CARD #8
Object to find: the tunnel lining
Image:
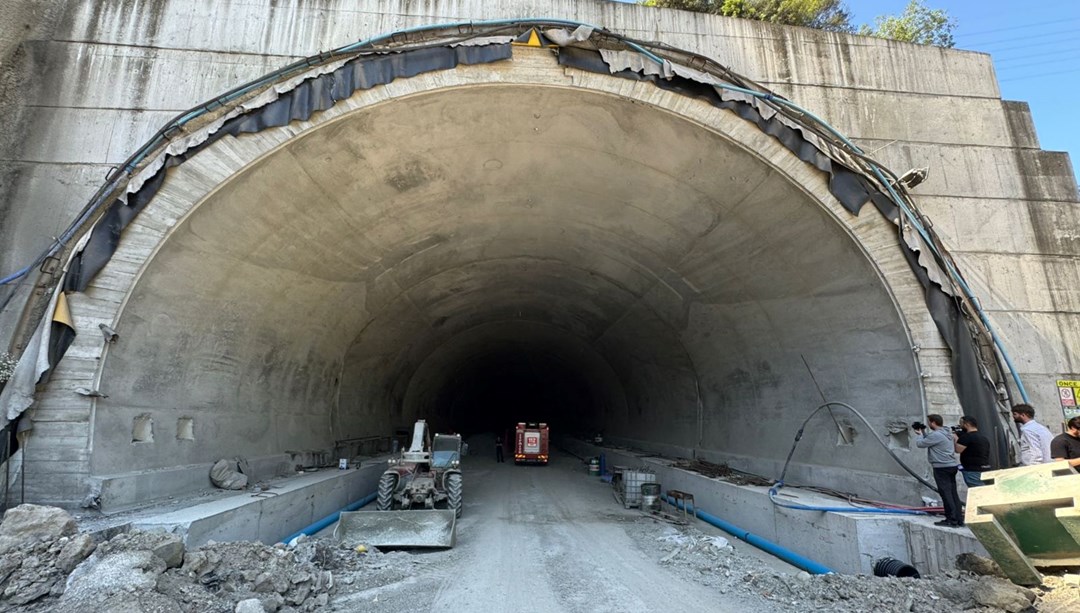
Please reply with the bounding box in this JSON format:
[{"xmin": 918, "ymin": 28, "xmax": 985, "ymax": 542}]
[{"xmin": 72, "ymin": 51, "xmax": 936, "ymax": 495}]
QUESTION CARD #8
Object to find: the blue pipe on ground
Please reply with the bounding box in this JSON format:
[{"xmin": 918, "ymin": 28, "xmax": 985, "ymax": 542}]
[
  {"xmin": 662, "ymin": 494, "xmax": 834, "ymax": 575},
  {"xmin": 279, "ymin": 491, "xmax": 377, "ymax": 545}
]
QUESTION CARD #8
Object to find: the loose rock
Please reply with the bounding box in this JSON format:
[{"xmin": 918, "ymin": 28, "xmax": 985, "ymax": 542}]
[{"xmin": 0, "ymin": 505, "xmax": 76, "ymax": 555}]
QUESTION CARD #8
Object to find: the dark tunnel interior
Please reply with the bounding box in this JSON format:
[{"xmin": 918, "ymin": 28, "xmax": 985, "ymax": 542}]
[{"xmin": 440, "ymin": 349, "xmax": 594, "ymax": 436}]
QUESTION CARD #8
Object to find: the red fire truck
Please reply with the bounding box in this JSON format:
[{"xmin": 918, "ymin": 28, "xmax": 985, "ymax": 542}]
[{"xmin": 514, "ymin": 422, "xmax": 549, "ymax": 465}]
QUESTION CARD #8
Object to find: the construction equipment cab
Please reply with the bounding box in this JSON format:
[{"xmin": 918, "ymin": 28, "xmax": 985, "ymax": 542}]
[{"xmin": 515, "ymin": 422, "xmax": 549, "ymax": 464}]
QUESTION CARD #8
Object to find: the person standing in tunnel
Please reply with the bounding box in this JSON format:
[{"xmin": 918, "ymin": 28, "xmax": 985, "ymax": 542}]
[
  {"xmin": 954, "ymin": 416, "xmax": 991, "ymax": 487},
  {"xmin": 1051, "ymin": 416, "xmax": 1080, "ymax": 473},
  {"xmin": 1012, "ymin": 404, "xmax": 1053, "ymax": 466},
  {"xmin": 914, "ymin": 414, "xmax": 964, "ymax": 527},
  {"xmin": 495, "ymin": 435, "xmax": 504, "ymax": 463}
]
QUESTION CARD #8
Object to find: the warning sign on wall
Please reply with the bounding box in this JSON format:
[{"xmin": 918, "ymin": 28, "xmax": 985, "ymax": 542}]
[{"xmin": 1056, "ymin": 380, "xmax": 1080, "ymax": 420}]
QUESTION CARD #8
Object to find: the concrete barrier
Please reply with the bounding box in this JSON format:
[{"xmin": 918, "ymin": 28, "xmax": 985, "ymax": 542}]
[
  {"xmin": 966, "ymin": 461, "xmax": 1080, "ymax": 586},
  {"xmin": 131, "ymin": 460, "xmax": 384, "ymax": 547},
  {"xmin": 565, "ymin": 439, "xmax": 988, "ymax": 575}
]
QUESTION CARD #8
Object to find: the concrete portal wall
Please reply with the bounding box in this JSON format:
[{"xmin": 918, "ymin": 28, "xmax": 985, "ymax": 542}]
[{"xmin": 0, "ymin": 0, "xmax": 1078, "ymax": 507}]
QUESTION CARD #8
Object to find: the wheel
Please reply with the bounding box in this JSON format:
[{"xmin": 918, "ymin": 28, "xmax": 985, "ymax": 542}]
[
  {"xmin": 446, "ymin": 472, "xmax": 463, "ymax": 518},
  {"xmin": 376, "ymin": 472, "xmax": 398, "ymax": 511}
]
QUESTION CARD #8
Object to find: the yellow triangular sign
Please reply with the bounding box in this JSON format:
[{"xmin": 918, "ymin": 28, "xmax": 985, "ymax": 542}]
[{"xmin": 512, "ymin": 28, "xmax": 548, "ymax": 48}]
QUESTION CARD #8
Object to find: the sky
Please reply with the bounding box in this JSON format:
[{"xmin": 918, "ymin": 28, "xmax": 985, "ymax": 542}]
[{"xmin": 850, "ymin": 0, "xmax": 1080, "ymax": 184}]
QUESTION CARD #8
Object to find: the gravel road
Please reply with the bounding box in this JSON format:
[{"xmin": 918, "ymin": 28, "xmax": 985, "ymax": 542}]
[{"xmin": 336, "ymin": 445, "xmax": 776, "ymax": 612}]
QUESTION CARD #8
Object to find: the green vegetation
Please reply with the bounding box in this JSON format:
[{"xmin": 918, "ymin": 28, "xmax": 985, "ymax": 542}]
[{"xmin": 642, "ymin": 0, "xmax": 956, "ymax": 47}]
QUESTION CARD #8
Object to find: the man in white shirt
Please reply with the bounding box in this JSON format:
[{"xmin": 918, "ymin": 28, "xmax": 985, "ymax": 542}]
[{"xmin": 1011, "ymin": 404, "xmax": 1053, "ymax": 466}]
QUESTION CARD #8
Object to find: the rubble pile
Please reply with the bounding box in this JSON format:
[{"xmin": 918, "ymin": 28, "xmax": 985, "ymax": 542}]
[
  {"xmin": 630, "ymin": 518, "xmax": 1077, "ymax": 613},
  {"xmin": 0, "ymin": 505, "xmax": 393, "ymax": 613},
  {"xmin": 0, "ymin": 504, "xmax": 95, "ymax": 609}
]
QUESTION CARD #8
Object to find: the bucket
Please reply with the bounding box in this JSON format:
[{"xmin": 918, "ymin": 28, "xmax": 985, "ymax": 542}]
[
  {"xmin": 640, "ymin": 482, "xmax": 661, "ymax": 511},
  {"xmin": 588, "ymin": 458, "xmax": 600, "ymax": 476},
  {"xmin": 873, "ymin": 558, "xmax": 920, "ymax": 579}
]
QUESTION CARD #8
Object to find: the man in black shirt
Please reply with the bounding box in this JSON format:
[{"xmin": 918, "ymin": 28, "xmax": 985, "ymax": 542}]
[
  {"xmin": 954, "ymin": 416, "xmax": 991, "ymax": 487},
  {"xmin": 1051, "ymin": 416, "xmax": 1080, "ymax": 473}
]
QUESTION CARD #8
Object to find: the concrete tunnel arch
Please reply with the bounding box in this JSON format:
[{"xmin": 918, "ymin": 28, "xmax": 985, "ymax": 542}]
[{"xmin": 61, "ymin": 45, "xmax": 943, "ymax": 503}]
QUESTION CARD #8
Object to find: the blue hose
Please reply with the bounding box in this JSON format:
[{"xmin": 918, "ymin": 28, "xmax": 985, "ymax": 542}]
[
  {"xmin": 768, "ymin": 482, "xmax": 930, "ymax": 515},
  {"xmin": 663, "ymin": 494, "xmax": 834, "ymax": 575},
  {"xmin": 279, "ymin": 491, "xmax": 377, "ymax": 544}
]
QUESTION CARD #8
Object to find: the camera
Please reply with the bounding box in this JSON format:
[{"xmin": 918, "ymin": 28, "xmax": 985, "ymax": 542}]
[
  {"xmin": 911, "ymin": 421, "xmax": 927, "ymax": 431},
  {"xmin": 950, "ymin": 425, "xmax": 964, "ymax": 434}
]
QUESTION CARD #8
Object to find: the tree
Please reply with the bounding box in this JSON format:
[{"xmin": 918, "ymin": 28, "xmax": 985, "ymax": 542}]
[
  {"xmin": 644, "ymin": 0, "xmax": 855, "ymax": 33},
  {"xmin": 644, "ymin": 0, "xmax": 957, "ymax": 47},
  {"xmin": 858, "ymin": 1, "xmax": 956, "ymax": 48}
]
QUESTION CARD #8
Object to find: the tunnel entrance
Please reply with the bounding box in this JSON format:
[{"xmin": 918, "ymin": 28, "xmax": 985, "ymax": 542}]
[
  {"xmin": 90, "ymin": 73, "xmax": 922, "ymax": 501},
  {"xmin": 13, "ymin": 42, "xmax": 949, "ymax": 510}
]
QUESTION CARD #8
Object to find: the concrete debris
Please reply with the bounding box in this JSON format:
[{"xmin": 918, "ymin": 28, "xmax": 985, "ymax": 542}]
[
  {"xmin": 956, "ymin": 552, "xmax": 1007, "ymax": 578},
  {"xmin": 629, "ymin": 517, "xmax": 1076, "ymax": 613},
  {"xmin": 55, "ymin": 534, "xmax": 96, "ymax": 573},
  {"xmin": 95, "ymin": 530, "xmax": 185, "ymax": 569},
  {"xmin": 972, "ymin": 576, "xmax": 1037, "ymax": 612},
  {"xmin": 61, "ymin": 550, "xmax": 169, "ymax": 610},
  {"xmin": 0, "ymin": 504, "xmax": 1076, "ymax": 612},
  {"xmin": 0, "ymin": 532, "xmax": 86, "ymax": 609},
  {"xmin": 79, "ymin": 493, "xmax": 101, "ymax": 511},
  {"xmin": 672, "ymin": 459, "xmax": 772, "ymax": 486},
  {"xmin": 0, "ymin": 504, "xmax": 77, "ymax": 554},
  {"xmin": 0, "ymin": 505, "xmax": 366, "ymax": 612},
  {"xmin": 235, "ymin": 598, "xmax": 266, "ymax": 613}
]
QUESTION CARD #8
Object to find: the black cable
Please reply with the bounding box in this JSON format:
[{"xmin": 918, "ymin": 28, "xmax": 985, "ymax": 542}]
[
  {"xmin": 778, "ymin": 401, "xmax": 939, "ymax": 494},
  {"xmin": 956, "ymin": 16, "xmax": 1080, "ymax": 39}
]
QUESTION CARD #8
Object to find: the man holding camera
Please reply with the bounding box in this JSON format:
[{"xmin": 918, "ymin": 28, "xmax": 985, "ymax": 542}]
[{"xmin": 914, "ymin": 414, "xmax": 964, "ymax": 527}]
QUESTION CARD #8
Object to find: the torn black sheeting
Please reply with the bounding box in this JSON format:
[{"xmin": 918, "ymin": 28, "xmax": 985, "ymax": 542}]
[
  {"xmin": 64, "ymin": 44, "xmax": 513, "ymax": 293},
  {"xmin": 558, "ymin": 46, "xmax": 897, "ymax": 220}
]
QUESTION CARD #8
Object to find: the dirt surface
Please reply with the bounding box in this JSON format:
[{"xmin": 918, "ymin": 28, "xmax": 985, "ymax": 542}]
[
  {"xmin": 325, "ymin": 448, "xmax": 1071, "ymax": 613},
  {"xmin": 339, "ymin": 449, "xmax": 771, "ymax": 613},
  {"xmin": 1, "ymin": 446, "xmax": 1077, "ymax": 612}
]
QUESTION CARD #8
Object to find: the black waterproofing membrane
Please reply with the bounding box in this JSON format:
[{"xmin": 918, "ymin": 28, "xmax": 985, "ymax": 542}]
[
  {"xmin": 54, "ymin": 35, "xmax": 1006, "ymax": 466},
  {"xmin": 63, "ymin": 44, "xmax": 513, "ymax": 293}
]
